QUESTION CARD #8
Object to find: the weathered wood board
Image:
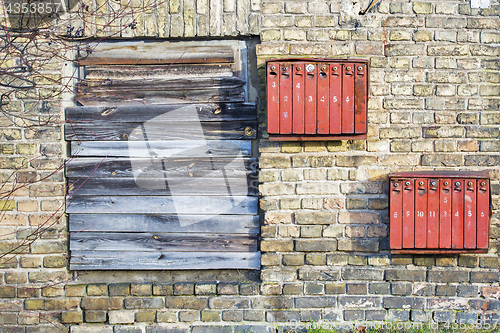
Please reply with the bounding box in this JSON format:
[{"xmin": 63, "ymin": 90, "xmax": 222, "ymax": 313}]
[
  {"xmin": 84, "ymin": 64, "xmax": 234, "ymax": 80},
  {"xmin": 66, "ymin": 157, "xmax": 258, "ymax": 178},
  {"xmin": 65, "ymin": 103, "xmax": 257, "ymax": 123},
  {"xmin": 69, "ymin": 214, "xmax": 259, "ymax": 234},
  {"xmin": 70, "ymin": 140, "xmax": 252, "ymax": 157},
  {"xmin": 65, "ymin": 120, "xmax": 257, "ymax": 141},
  {"xmin": 70, "ymin": 251, "xmax": 261, "ymax": 270},
  {"xmin": 75, "ymin": 87, "xmax": 245, "ymax": 106},
  {"xmin": 66, "ymin": 195, "xmax": 258, "ymax": 214},
  {"xmin": 68, "ymin": 176, "xmax": 258, "ymax": 196},
  {"xmin": 70, "ymin": 232, "xmax": 258, "ymax": 252},
  {"xmin": 77, "ymin": 41, "xmax": 236, "ymax": 65}
]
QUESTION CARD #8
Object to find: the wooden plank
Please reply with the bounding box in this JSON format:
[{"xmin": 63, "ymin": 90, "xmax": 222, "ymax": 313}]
[
  {"xmin": 70, "ymin": 232, "xmax": 258, "ymax": 252},
  {"xmin": 77, "ymin": 41, "xmax": 234, "ymax": 65},
  {"xmin": 69, "ymin": 214, "xmax": 259, "ymax": 234},
  {"xmin": 68, "ymin": 176, "xmax": 258, "ymax": 196},
  {"xmin": 70, "ymin": 140, "xmax": 252, "ymax": 157},
  {"xmin": 65, "ymin": 157, "xmax": 258, "ymax": 178},
  {"xmin": 65, "ymin": 103, "xmax": 257, "ymax": 123},
  {"xmin": 66, "ymin": 195, "xmax": 258, "ymax": 214},
  {"xmin": 75, "ymin": 87, "xmax": 245, "ymax": 106},
  {"xmin": 65, "ymin": 120, "xmax": 257, "ymax": 141},
  {"xmin": 70, "ymin": 251, "xmax": 260, "ymax": 270},
  {"xmin": 84, "ymin": 63, "xmax": 234, "ymax": 80},
  {"xmin": 79, "ymin": 77, "xmax": 245, "ymax": 92}
]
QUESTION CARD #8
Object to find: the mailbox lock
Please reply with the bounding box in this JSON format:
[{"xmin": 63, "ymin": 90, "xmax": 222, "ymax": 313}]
[
  {"xmin": 320, "ymin": 65, "xmax": 327, "ymax": 72},
  {"xmin": 346, "ymin": 66, "xmax": 352, "ymax": 71},
  {"xmin": 444, "ymin": 181, "xmax": 449, "ymax": 186},
  {"xmin": 419, "ymin": 181, "xmax": 424, "ymax": 186},
  {"xmin": 270, "ymin": 65, "xmax": 276, "ymax": 71},
  {"xmin": 480, "ymin": 181, "xmax": 486, "ymax": 186},
  {"xmin": 332, "ymin": 66, "xmax": 338, "ymax": 71},
  {"xmin": 430, "ymin": 181, "xmax": 437, "ymax": 186},
  {"xmin": 393, "ymin": 182, "xmax": 399, "ymax": 187},
  {"xmin": 357, "ymin": 66, "xmax": 363, "ymax": 71},
  {"xmin": 296, "ymin": 66, "xmax": 302, "ymax": 71},
  {"xmin": 282, "ymin": 66, "xmax": 288, "ymax": 71},
  {"xmin": 306, "ymin": 64, "xmax": 315, "ymax": 72},
  {"xmin": 244, "ymin": 127, "xmax": 256, "ymax": 137},
  {"xmin": 405, "ymin": 181, "xmax": 411, "ymax": 186},
  {"xmin": 468, "ymin": 181, "xmax": 474, "ymax": 187},
  {"xmin": 455, "ymin": 181, "xmax": 461, "ymax": 187}
]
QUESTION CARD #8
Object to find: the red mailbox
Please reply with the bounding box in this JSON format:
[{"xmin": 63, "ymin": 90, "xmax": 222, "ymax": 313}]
[
  {"xmin": 266, "ymin": 59, "xmax": 368, "ymax": 141},
  {"xmin": 389, "ymin": 171, "xmax": 491, "ymax": 254}
]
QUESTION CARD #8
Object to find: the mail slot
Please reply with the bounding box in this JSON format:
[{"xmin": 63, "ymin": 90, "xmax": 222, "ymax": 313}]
[
  {"xmin": 266, "ymin": 59, "xmax": 368, "ymax": 141},
  {"xmin": 389, "ymin": 171, "xmax": 490, "ymax": 254}
]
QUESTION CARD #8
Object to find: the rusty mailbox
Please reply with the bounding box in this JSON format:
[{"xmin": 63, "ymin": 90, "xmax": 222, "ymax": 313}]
[
  {"xmin": 389, "ymin": 171, "xmax": 490, "ymax": 254},
  {"xmin": 266, "ymin": 59, "xmax": 368, "ymax": 141}
]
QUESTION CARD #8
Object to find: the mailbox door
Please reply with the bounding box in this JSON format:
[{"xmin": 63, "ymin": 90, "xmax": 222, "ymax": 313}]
[
  {"xmin": 414, "ymin": 179, "xmax": 428, "ymax": 248},
  {"xmin": 267, "ymin": 63, "xmax": 280, "ymax": 134},
  {"xmin": 317, "ymin": 64, "xmax": 330, "ymax": 134},
  {"xmin": 402, "ymin": 179, "xmax": 415, "ymax": 248},
  {"xmin": 329, "ymin": 63, "xmax": 342, "ymax": 134},
  {"xmin": 427, "ymin": 179, "xmax": 439, "ymax": 248},
  {"xmin": 341, "ymin": 64, "xmax": 355, "ymax": 134},
  {"xmin": 292, "ymin": 63, "xmax": 305, "ymax": 134},
  {"xmin": 439, "ymin": 179, "xmax": 452, "ymax": 248},
  {"xmin": 354, "ymin": 63, "xmax": 368, "ymax": 134},
  {"xmin": 464, "ymin": 179, "xmax": 477, "ymax": 249},
  {"xmin": 304, "ymin": 63, "xmax": 317, "ymax": 134},
  {"xmin": 279, "ymin": 64, "xmax": 292, "ymax": 134},
  {"xmin": 452, "ymin": 180, "xmax": 464, "ymax": 249},
  {"xmin": 390, "ymin": 179, "xmax": 403, "ymax": 249},
  {"xmin": 477, "ymin": 180, "xmax": 489, "ymax": 249}
]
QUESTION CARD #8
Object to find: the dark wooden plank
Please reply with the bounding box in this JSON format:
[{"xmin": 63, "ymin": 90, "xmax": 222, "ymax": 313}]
[
  {"xmin": 65, "ymin": 103, "xmax": 257, "ymax": 123},
  {"xmin": 65, "ymin": 120, "xmax": 257, "ymax": 141},
  {"xmin": 66, "ymin": 195, "xmax": 258, "ymax": 214},
  {"xmin": 69, "ymin": 214, "xmax": 259, "ymax": 234},
  {"xmin": 79, "ymin": 77, "xmax": 245, "ymax": 91},
  {"xmin": 70, "ymin": 251, "xmax": 260, "ymax": 270},
  {"xmin": 84, "ymin": 64, "xmax": 234, "ymax": 80},
  {"xmin": 65, "ymin": 157, "xmax": 258, "ymax": 178},
  {"xmin": 68, "ymin": 176, "xmax": 258, "ymax": 196},
  {"xmin": 70, "ymin": 232, "xmax": 258, "ymax": 252},
  {"xmin": 75, "ymin": 87, "xmax": 245, "ymax": 106},
  {"xmin": 70, "ymin": 140, "xmax": 252, "ymax": 157}
]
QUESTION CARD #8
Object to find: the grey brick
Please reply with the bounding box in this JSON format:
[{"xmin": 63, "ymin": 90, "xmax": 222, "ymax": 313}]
[
  {"xmin": 295, "ymin": 296, "xmax": 336, "ymax": 308},
  {"xmin": 388, "ymin": 309, "xmax": 410, "ymax": 322},
  {"xmin": 342, "ymin": 268, "xmax": 384, "ymax": 281},
  {"xmin": 339, "ymin": 296, "xmax": 382, "ymax": 308},
  {"xmin": 233, "ymin": 326, "xmax": 272, "ymax": 333},
  {"xmin": 433, "ymin": 310, "xmax": 456, "ymax": 323},
  {"xmin": 428, "ymin": 298, "xmax": 468, "ymax": 310},
  {"xmin": 385, "ymin": 269, "xmax": 426, "ymax": 282},
  {"xmin": 436, "ymin": 285, "xmax": 456, "ymax": 296},
  {"xmin": 470, "ymin": 271, "xmax": 500, "ymax": 283},
  {"xmin": 366, "ymin": 309, "xmax": 387, "ymax": 321},
  {"xmin": 146, "ymin": 327, "xmax": 188, "ymax": 333},
  {"xmin": 369, "ymin": 283, "xmax": 391, "ymax": 295},
  {"xmin": 344, "ymin": 310, "xmax": 364, "ymax": 321},
  {"xmin": 457, "ymin": 312, "xmax": 479, "ymax": 324},
  {"xmin": 124, "ymin": 298, "xmax": 164, "ymax": 309},
  {"xmin": 391, "ymin": 283, "xmax": 412, "ymax": 296},
  {"xmin": 457, "ymin": 285, "xmax": 479, "ymax": 298},
  {"xmin": 411, "ymin": 310, "xmax": 432, "ymax": 322},
  {"xmin": 266, "ymin": 310, "xmax": 300, "ymax": 322},
  {"xmin": 383, "ymin": 296, "xmax": 425, "ymax": 310},
  {"xmin": 428, "ymin": 270, "xmax": 469, "ymax": 283}
]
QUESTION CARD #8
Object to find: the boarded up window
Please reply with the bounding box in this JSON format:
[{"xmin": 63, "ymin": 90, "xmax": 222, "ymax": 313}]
[{"xmin": 65, "ymin": 40, "xmax": 259, "ymax": 270}]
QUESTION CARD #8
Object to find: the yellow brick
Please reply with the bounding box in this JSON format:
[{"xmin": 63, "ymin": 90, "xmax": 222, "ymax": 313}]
[
  {"xmin": 0, "ymin": 200, "xmax": 15, "ymax": 211},
  {"xmin": 304, "ymin": 141, "xmax": 327, "ymax": 152}
]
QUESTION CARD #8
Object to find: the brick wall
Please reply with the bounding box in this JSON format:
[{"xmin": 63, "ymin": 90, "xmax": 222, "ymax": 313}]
[{"xmin": 0, "ymin": 0, "xmax": 499, "ymax": 331}]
